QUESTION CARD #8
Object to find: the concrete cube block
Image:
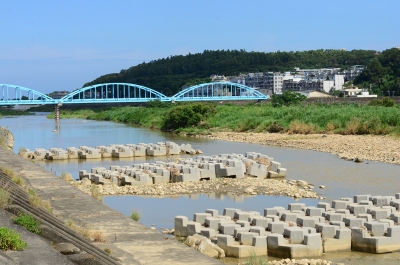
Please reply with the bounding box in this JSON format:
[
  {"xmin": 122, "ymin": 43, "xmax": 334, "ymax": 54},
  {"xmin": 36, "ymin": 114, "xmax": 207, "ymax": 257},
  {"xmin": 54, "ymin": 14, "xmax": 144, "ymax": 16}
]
[
  {"xmin": 365, "ymin": 222, "xmax": 388, "ymax": 236},
  {"xmin": 264, "ymin": 207, "xmax": 285, "ymax": 217},
  {"xmin": 175, "ymin": 216, "xmax": 188, "ymax": 237},
  {"xmin": 200, "ymin": 228, "xmax": 216, "ymax": 238},
  {"xmin": 193, "ymin": 213, "xmax": 212, "ymax": 225},
  {"xmin": 354, "ymin": 194, "xmax": 371, "ymax": 203},
  {"xmin": 252, "ymin": 236, "xmax": 268, "ymax": 247},
  {"xmin": 251, "ymin": 217, "xmax": 270, "ymax": 228},
  {"xmin": 317, "ymin": 202, "xmax": 331, "ymax": 211},
  {"xmin": 234, "ymin": 227, "xmax": 250, "ymax": 237},
  {"xmin": 220, "ymin": 224, "xmax": 241, "ymax": 235},
  {"xmin": 187, "ymin": 222, "xmax": 201, "ymax": 236},
  {"xmin": 283, "ymin": 227, "xmax": 306, "ymax": 244},
  {"xmin": 236, "ymin": 220, "xmax": 250, "ymax": 227},
  {"xmin": 343, "ymin": 217, "xmax": 364, "ymax": 228},
  {"xmin": 306, "ymin": 207, "xmax": 325, "ymax": 217},
  {"xmin": 238, "ymin": 232, "xmax": 258, "ymax": 246},
  {"xmin": 224, "ymin": 208, "xmax": 240, "ymax": 218},
  {"xmin": 288, "ymin": 203, "xmax": 305, "ymax": 211},
  {"xmin": 330, "ymin": 221, "xmax": 346, "ymax": 229},
  {"xmin": 331, "ymin": 200, "xmax": 348, "ymax": 210},
  {"xmin": 297, "ymin": 217, "xmax": 317, "ymax": 228},
  {"xmin": 249, "ymin": 226, "xmax": 267, "ymax": 236},
  {"xmin": 268, "ymin": 222, "xmax": 288, "ymax": 234}
]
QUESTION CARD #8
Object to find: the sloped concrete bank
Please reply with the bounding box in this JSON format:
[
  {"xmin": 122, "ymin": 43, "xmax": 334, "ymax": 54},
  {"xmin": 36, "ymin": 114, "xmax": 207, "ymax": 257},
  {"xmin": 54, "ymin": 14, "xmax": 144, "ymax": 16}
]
[{"xmin": 0, "ymin": 146, "xmax": 222, "ymax": 265}]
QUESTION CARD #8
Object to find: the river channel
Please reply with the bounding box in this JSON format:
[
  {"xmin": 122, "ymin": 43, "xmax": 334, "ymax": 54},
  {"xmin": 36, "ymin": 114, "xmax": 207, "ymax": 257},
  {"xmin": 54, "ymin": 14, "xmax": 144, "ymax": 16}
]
[{"xmin": 1, "ymin": 113, "xmax": 400, "ymax": 264}]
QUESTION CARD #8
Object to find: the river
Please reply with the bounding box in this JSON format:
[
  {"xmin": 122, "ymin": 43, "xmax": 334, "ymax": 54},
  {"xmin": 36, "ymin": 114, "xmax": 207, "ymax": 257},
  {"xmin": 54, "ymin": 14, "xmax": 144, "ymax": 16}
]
[{"xmin": 1, "ymin": 113, "xmax": 400, "ymax": 264}]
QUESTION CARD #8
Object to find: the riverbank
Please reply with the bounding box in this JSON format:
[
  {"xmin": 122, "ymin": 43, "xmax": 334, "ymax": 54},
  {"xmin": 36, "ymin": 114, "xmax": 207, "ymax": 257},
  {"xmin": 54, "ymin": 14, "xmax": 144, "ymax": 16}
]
[{"xmin": 208, "ymin": 132, "xmax": 400, "ymax": 165}]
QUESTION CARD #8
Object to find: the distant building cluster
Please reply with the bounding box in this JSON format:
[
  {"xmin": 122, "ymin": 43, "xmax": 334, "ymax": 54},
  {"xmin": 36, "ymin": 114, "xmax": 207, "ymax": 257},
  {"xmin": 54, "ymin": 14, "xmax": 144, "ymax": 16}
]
[
  {"xmin": 48, "ymin": 91, "xmax": 69, "ymax": 99},
  {"xmin": 210, "ymin": 65, "xmax": 364, "ymax": 96}
]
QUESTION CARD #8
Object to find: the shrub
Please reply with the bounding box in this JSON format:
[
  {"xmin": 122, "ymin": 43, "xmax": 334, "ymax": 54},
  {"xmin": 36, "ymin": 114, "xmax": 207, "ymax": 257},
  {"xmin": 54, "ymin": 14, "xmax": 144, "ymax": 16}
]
[
  {"xmin": 13, "ymin": 213, "xmax": 41, "ymax": 234},
  {"xmin": 369, "ymin": 97, "xmax": 395, "ymax": 107},
  {"xmin": 288, "ymin": 120, "xmax": 316, "ymax": 134},
  {"xmin": 130, "ymin": 209, "xmax": 141, "ymax": 221},
  {"xmin": 0, "ymin": 227, "xmax": 27, "ymax": 251},
  {"xmin": 162, "ymin": 103, "xmax": 216, "ymax": 130},
  {"xmin": 271, "ymin": 90, "xmax": 307, "ymax": 107},
  {"xmin": 146, "ymin": 100, "xmax": 171, "ymax": 108}
]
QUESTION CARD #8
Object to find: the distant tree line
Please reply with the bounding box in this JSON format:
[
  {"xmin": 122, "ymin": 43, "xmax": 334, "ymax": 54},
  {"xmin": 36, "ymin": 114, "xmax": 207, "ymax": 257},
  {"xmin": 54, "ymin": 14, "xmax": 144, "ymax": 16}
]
[
  {"xmin": 354, "ymin": 48, "xmax": 400, "ymax": 95},
  {"xmin": 84, "ymin": 49, "xmax": 378, "ymax": 95}
]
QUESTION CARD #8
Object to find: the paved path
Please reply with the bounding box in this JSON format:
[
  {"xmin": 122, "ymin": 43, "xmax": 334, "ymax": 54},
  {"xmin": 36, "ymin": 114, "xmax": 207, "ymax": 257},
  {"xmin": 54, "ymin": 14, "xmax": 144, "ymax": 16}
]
[{"xmin": 0, "ymin": 148, "xmax": 222, "ymax": 265}]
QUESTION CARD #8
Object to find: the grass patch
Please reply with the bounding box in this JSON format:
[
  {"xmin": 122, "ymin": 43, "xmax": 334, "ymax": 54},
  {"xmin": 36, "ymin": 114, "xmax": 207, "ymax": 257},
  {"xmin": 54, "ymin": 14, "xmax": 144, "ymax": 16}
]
[
  {"xmin": 64, "ymin": 218, "xmax": 106, "ymax": 242},
  {"xmin": 130, "ymin": 209, "xmax": 141, "ymax": 221},
  {"xmin": 242, "ymin": 252, "xmax": 269, "ymax": 265},
  {"xmin": 28, "ymin": 189, "xmax": 53, "ymax": 213},
  {"xmin": 0, "ymin": 227, "xmax": 27, "ymax": 251},
  {"xmin": 0, "ymin": 166, "xmax": 24, "ymax": 186},
  {"xmin": 13, "ymin": 213, "xmax": 41, "ymax": 234},
  {"xmin": 91, "ymin": 230, "xmax": 107, "ymax": 243},
  {"xmin": 104, "ymin": 247, "xmax": 112, "ymax": 255},
  {"xmin": 90, "ymin": 185, "xmax": 103, "ymax": 202},
  {"xmin": 0, "ymin": 188, "xmax": 12, "ymax": 208}
]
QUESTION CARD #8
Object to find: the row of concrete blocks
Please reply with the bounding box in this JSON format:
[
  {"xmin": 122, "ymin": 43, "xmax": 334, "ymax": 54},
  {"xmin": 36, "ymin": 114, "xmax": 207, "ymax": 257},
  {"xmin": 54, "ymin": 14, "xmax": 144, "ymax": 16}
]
[
  {"xmin": 174, "ymin": 192, "xmax": 400, "ymax": 259},
  {"xmin": 80, "ymin": 152, "xmax": 287, "ymax": 186},
  {"xmin": 24, "ymin": 142, "xmax": 200, "ymax": 160}
]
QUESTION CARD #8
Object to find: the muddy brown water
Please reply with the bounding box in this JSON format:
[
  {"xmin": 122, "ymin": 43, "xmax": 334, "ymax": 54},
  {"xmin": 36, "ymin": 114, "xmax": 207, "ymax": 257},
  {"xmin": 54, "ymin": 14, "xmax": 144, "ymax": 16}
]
[{"xmin": 2, "ymin": 114, "xmax": 400, "ymax": 264}]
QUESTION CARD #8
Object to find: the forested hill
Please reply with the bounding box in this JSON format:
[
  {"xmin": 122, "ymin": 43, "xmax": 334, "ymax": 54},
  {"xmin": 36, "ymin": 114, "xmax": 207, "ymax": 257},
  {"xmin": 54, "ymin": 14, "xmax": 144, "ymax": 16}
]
[{"xmin": 84, "ymin": 49, "xmax": 377, "ymax": 95}]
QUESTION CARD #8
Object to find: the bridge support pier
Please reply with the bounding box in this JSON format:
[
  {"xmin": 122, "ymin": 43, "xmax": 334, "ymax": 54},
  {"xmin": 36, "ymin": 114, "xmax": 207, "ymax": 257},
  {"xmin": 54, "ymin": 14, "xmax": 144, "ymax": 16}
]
[{"xmin": 54, "ymin": 102, "xmax": 62, "ymax": 121}]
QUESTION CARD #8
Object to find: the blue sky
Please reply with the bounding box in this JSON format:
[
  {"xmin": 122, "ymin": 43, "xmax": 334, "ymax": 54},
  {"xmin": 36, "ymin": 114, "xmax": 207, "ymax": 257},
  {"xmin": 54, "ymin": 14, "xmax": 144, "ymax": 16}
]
[{"xmin": 1, "ymin": 0, "xmax": 399, "ymax": 94}]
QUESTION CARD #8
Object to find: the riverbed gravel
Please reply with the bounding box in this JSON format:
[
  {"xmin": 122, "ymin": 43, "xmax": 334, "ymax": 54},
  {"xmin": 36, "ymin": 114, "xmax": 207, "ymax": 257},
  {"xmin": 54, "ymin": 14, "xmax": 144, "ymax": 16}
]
[
  {"xmin": 76, "ymin": 177, "xmax": 320, "ymax": 199},
  {"xmin": 209, "ymin": 132, "xmax": 400, "ymax": 165}
]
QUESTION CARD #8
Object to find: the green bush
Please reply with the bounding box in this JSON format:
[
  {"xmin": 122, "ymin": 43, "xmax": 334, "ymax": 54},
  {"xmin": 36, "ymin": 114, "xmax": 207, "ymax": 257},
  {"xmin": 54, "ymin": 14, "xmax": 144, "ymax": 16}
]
[
  {"xmin": 162, "ymin": 103, "xmax": 216, "ymax": 130},
  {"xmin": 369, "ymin": 97, "xmax": 395, "ymax": 107},
  {"xmin": 130, "ymin": 209, "xmax": 141, "ymax": 221},
  {"xmin": 271, "ymin": 90, "xmax": 307, "ymax": 107},
  {"xmin": 146, "ymin": 100, "xmax": 171, "ymax": 108},
  {"xmin": 0, "ymin": 227, "xmax": 27, "ymax": 250},
  {"xmin": 13, "ymin": 213, "xmax": 41, "ymax": 234}
]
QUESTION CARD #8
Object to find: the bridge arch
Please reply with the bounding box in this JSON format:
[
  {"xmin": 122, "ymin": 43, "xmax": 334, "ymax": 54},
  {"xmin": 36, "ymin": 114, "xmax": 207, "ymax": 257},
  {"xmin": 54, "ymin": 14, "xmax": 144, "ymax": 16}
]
[
  {"xmin": 60, "ymin": 83, "xmax": 170, "ymax": 104},
  {"xmin": 171, "ymin": 82, "xmax": 268, "ymax": 102},
  {"xmin": 0, "ymin": 84, "xmax": 57, "ymax": 105}
]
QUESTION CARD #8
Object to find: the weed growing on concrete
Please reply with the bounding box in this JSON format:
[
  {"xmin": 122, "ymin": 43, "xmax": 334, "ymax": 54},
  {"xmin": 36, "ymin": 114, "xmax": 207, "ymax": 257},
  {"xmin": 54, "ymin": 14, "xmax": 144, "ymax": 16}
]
[
  {"xmin": 0, "ymin": 166, "xmax": 24, "ymax": 186},
  {"xmin": 13, "ymin": 213, "xmax": 41, "ymax": 234},
  {"xmin": 61, "ymin": 171, "xmax": 74, "ymax": 182},
  {"xmin": 130, "ymin": 209, "xmax": 141, "ymax": 221},
  {"xmin": 242, "ymin": 251, "xmax": 269, "ymax": 265},
  {"xmin": 28, "ymin": 189, "xmax": 53, "ymax": 213},
  {"xmin": 104, "ymin": 247, "xmax": 112, "ymax": 255},
  {"xmin": 91, "ymin": 230, "xmax": 107, "ymax": 243},
  {"xmin": 90, "ymin": 185, "xmax": 103, "ymax": 202},
  {"xmin": 0, "ymin": 187, "xmax": 12, "ymax": 208},
  {"xmin": 0, "ymin": 227, "xmax": 27, "ymax": 251}
]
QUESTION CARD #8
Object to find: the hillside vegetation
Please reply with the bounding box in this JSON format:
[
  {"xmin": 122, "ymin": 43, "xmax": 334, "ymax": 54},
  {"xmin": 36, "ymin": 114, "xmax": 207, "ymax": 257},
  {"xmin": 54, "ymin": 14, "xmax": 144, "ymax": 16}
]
[{"xmin": 84, "ymin": 49, "xmax": 377, "ymax": 95}]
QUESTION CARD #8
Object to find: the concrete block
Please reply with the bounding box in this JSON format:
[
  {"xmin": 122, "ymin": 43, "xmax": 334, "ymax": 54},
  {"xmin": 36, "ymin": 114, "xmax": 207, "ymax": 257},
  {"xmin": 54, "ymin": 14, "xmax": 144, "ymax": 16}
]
[
  {"xmin": 187, "ymin": 222, "xmax": 201, "ymax": 236},
  {"xmin": 238, "ymin": 232, "xmax": 258, "ymax": 246},
  {"xmin": 252, "ymin": 236, "xmax": 268, "ymax": 247},
  {"xmin": 264, "ymin": 207, "xmax": 285, "ymax": 217},
  {"xmin": 316, "ymin": 224, "xmax": 337, "ymax": 238},
  {"xmin": 234, "ymin": 211, "xmax": 251, "ymax": 221},
  {"xmin": 268, "ymin": 222, "xmax": 288, "ymax": 234},
  {"xmin": 251, "ymin": 217, "xmax": 271, "ymax": 228},
  {"xmin": 357, "ymin": 213, "xmax": 373, "ymax": 222},
  {"xmin": 249, "ymin": 226, "xmax": 267, "ymax": 236},
  {"xmin": 288, "ymin": 203, "xmax": 305, "ymax": 211},
  {"xmin": 283, "ymin": 227, "xmax": 306, "ymax": 244},
  {"xmin": 282, "ymin": 213, "xmax": 300, "ymax": 222},
  {"xmin": 224, "ymin": 208, "xmax": 240, "ymax": 218},
  {"xmin": 220, "ymin": 224, "xmax": 241, "ymax": 236},
  {"xmin": 326, "ymin": 213, "xmax": 344, "ymax": 222},
  {"xmin": 193, "ymin": 213, "xmax": 212, "ymax": 225},
  {"xmin": 317, "ymin": 202, "xmax": 331, "ymax": 211},
  {"xmin": 365, "ymin": 222, "xmax": 388, "ymax": 236},
  {"xmin": 297, "ymin": 217, "xmax": 317, "ymax": 228},
  {"xmin": 330, "ymin": 221, "xmax": 345, "ymax": 229},
  {"xmin": 343, "ymin": 217, "xmax": 364, "ymax": 228},
  {"xmin": 235, "ymin": 220, "xmax": 250, "ymax": 227},
  {"xmin": 200, "ymin": 228, "xmax": 216, "ymax": 238},
  {"xmin": 306, "ymin": 208, "xmax": 325, "ymax": 217},
  {"xmin": 331, "ymin": 200, "xmax": 348, "ymax": 210},
  {"xmin": 234, "ymin": 227, "xmax": 250, "ymax": 237},
  {"xmin": 175, "ymin": 216, "xmax": 188, "ymax": 237},
  {"xmin": 354, "ymin": 194, "xmax": 371, "ymax": 203}
]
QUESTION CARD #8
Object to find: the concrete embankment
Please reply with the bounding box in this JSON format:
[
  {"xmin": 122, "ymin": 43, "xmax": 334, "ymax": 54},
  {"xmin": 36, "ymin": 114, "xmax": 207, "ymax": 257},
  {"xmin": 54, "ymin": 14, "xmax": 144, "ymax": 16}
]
[
  {"xmin": 209, "ymin": 132, "xmax": 400, "ymax": 165},
  {"xmin": 0, "ymin": 146, "xmax": 221, "ymax": 265}
]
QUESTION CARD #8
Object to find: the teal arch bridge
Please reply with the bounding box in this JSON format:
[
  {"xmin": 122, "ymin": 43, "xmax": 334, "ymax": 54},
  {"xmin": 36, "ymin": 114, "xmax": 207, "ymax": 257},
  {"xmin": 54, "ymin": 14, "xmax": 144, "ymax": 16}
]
[{"xmin": 0, "ymin": 82, "xmax": 268, "ymax": 106}]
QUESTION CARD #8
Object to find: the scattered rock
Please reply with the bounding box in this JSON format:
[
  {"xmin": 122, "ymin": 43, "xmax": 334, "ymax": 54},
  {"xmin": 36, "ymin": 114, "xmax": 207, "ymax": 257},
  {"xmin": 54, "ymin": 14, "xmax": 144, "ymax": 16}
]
[
  {"xmin": 184, "ymin": 234, "xmax": 225, "ymax": 259},
  {"xmin": 53, "ymin": 243, "xmax": 80, "ymax": 255},
  {"xmin": 319, "ymin": 185, "xmax": 326, "ymax": 189},
  {"xmin": 354, "ymin": 157, "xmax": 363, "ymax": 163},
  {"xmin": 296, "ymin": 180, "xmax": 308, "ymax": 187}
]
